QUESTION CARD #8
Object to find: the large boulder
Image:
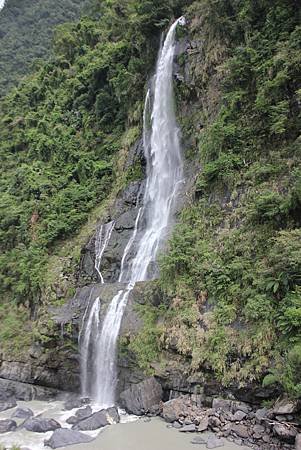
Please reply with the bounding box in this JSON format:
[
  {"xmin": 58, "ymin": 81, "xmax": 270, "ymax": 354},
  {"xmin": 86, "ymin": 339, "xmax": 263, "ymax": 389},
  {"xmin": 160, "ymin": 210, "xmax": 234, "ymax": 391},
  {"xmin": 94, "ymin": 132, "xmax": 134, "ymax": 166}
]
[
  {"xmin": 0, "ymin": 419, "xmax": 17, "ymax": 433},
  {"xmin": 12, "ymin": 407, "xmax": 34, "ymax": 419},
  {"xmin": 24, "ymin": 417, "xmax": 61, "ymax": 433},
  {"xmin": 66, "ymin": 406, "xmax": 92, "ymax": 425},
  {"xmin": 72, "ymin": 410, "xmax": 110, "ymax": 431},
  {"xmin": 44, "ymin": 428, "xmax": 94, "ymax": 449},
  {"xmin": 162, "ymin": 397, "xmax": 188, "ymax": 423},
  {"xmin": 119, "ymin": 377, "xmax": 162, "ymax": 415},
  {"xmin": 273, "ymin": 398, "xmax": 300, "ymax": 415}
]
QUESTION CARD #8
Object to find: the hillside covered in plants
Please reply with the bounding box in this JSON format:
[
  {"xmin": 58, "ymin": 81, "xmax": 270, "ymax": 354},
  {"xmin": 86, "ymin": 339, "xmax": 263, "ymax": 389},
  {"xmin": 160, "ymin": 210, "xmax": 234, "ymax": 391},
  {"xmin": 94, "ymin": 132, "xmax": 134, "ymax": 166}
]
[
  {"xmin": 0, "ymin": 0, "xmax": 89, "ymax": 96},
  {"xmin": 0, "ymin": 0, "xmax": 300, "ymax": 406}
]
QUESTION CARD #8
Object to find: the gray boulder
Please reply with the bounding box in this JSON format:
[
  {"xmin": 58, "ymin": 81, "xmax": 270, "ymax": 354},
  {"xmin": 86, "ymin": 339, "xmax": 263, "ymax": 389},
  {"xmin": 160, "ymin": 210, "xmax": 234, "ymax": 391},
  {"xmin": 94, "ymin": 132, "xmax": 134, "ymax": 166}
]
[
  {"xmin": 119, "ymin": 377, "xmax": 162, "ymax": 415},
  {"xmin": 0, "ymin": 419, "xmax": 17, "ymax": 433},
  {"xmin": 12, "ymin": 407, "xmax": 34, "ymax": 419},
  {"xmin": 66, "ymin": 406, "xmax": 92, "ymax": 425},
  {"xmin": 44, "ymin": 428, "xmax": 94, "ymax": 449},
  {"xmin": 72, "ymin": 410, "xmax": 109, "ymax": 431},
  {"xmin": 105, "ymin": 406, "xmax": 120, "ymax": 424},
  {"xmin": 25, "ymin": 418, "xmax": 61, "ymax": 433}
]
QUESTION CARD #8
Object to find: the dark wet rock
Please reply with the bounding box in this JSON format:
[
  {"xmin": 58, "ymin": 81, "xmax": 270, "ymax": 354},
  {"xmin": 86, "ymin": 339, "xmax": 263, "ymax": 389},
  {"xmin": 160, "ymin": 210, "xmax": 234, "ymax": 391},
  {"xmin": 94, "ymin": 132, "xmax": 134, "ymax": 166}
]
[
  {"xmin": 63, "ymin": 398, "xmax": 83, "ymax": 411},
  {"xmin": 206, "ymin": 435, "xmax": 224, "ymax": 449},
  {"xmin": 24, "ymin": 418, "xmax": 61, "ymax": 433},
  {"xmin": 120, "ymin": 377, "xmax": 162, "ymax": 415},
  {"xmin": 0, "ymin": 419, "xmax": 17, "ymax": 433},
  {"xmin": 0, "ymin": 378, "xmax": 59, "ymax": 401},
  {"xmin": 0, "ymin": 396, "xmax": 17, "ymax": 412},
  {"xmin": 44, "ymin": 428, "xmax": 94, "ymax": 448},
  {"xmin": 66, "ymin": 405, "xmax": 92, "ymax": 425},
  {"xmin": 198, "ymin": 416, "xmax": 209, "ymax": 432},
  {"xmin": 179, "ymin": 423, "xmax": 196, "ymax": 432},
  {"xmin": 273, "ymin": 423, "xmax": 297, "ymax": 443},
  {"xmin": 209, "ymin": 415, "xmax": 222, "ymax": 430},
  {"xmin": 72, "ymin": 409, "xmax": 109, "ymax": 431},
  {"xmin": 231, "ymin": 424, "xmax": 249, "ymax": 439},
  {"xmin": 12, "ymin": 407, "xmax": 34, "ymax": 419}
]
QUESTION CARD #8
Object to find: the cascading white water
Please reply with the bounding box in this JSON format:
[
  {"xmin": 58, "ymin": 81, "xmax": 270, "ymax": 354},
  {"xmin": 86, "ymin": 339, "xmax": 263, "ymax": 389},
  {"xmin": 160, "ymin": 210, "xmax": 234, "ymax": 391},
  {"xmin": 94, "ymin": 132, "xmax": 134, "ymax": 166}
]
[
  {"xmin": 95, "ymin": 221, "xmax": 115, "ymax": 284},
  {"xmin": 81, "ymin": 17, "xmax": 185, "ymax": 406},
  {"xmin": 79, "ymin": 288, "xmax": 100, "ymax": 397}
]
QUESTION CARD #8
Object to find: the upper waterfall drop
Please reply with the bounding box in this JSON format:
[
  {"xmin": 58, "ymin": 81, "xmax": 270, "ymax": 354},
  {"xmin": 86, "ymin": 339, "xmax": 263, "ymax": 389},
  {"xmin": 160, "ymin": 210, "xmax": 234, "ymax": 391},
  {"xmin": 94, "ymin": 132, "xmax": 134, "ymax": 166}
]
[{"xmin": 81, "ymin": 17, "xmax": 185, "ymax": 407}]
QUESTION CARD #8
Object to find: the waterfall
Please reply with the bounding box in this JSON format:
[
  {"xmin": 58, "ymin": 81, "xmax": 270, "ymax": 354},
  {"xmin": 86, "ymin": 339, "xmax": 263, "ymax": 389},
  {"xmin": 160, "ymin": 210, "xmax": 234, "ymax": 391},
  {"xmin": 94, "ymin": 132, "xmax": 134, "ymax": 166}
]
[
  {"xmin": 95, "ymin": 221, "xmax": 115, "ymax": 284},
  {"xmin": 81, "ymin": 17, "xmax": 185, "ymax": 406}
]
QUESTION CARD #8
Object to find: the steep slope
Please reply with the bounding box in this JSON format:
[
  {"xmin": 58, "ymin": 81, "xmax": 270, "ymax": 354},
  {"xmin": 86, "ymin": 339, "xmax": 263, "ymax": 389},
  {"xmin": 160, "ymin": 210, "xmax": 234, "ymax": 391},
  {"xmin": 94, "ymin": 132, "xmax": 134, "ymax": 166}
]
[
  {"xmin": 0, "ymin": 0, "xmax": 88, "ymax": 96},
  {"xmin": 126, "ymin": 0, "xmax": 301, "ymax": 399},
  {"xmin": 0, "ymin": 0, "xmax": 300, "ymax": 407}
]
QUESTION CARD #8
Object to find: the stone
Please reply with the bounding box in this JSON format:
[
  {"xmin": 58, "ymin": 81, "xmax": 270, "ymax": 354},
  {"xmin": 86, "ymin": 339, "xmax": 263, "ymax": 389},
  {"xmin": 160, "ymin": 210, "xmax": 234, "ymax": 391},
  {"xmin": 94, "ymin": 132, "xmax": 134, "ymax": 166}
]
[
  {"xmin": 179, "ymin": 424, "xmax": 196, "ymax": 432},
  {"xmin": 252, "ymin": 424, "xmax": 265, "ymax": 439},
  {"xmin": 231, "ymin": 424, "xmax": 249, "ymax": 439},
  {"xmin": 255, "ymin": 408, "xmax": 267, "ymax": 423},
  {"xmin": 66, "ymin": 406, "xmax": 92, "ymax": 425},
  {"xmin": 0, "ymin": 397, "xmax": 17, "ymax": 412},
  {"xmin": 72, "ymin": 410, "xmax": 109, "ymax": 431},
  {"xmin": 119, "ymin": 377, "xmax": 162, "ymax": 415},
  {"xmin": 24, "ymin": 418, "xmax": 61, "ymax": 433},
  {"xmin": 105, "ymin": 406, "xmax": 120, "ymax": 424},
  {"xmin": 173, "ymin": 421, "xmax": 182, "ymax": 429},
  {"xmin": 162, "ymin": 397, "xmax": 185, "ymax": 423},
  {"xmin": 273, "ymin": 423, "xmax": 297, "ymax": 443},
  {"xmin": 198, "ymin": 417, "xmax": 209, "ymax": 432},
  {"xmin": 232, "ymin": 410, "xmax": 247, "ymax": 421},
  {"xmin": 209, "ymin": 416, "xmax": 222, "ymax": 429},
  {"xmin": 12, "ymin": 407, "xmax": 34, "ymax": 419},
  {"xmin": 44, "ymin": 428, "xmax": 94, "ymax": 448},
  {"xmin": 206, "ymin": 435, "xmax": 224, "ymax": 449},
  {"xmin": 232, "ymin": 401, "xmax": 251, "ymax": 414},
  {"xmin": 0, "ymin": 419, "xmax": 17, "ymax": 433},
  {"xmin": 63, "ymin": 398, "xmax": 83, "ymax": 411},
  {"xmin": 212, "ymin": 398, "xmax": 232, "ymax": 411},
  {"xmin": 295, "ymin": 434, "xmax": 301, "ymax": 450},
  {"xmin": 273, "ymin": 398, "xmax": 300, "ymax": 415}
]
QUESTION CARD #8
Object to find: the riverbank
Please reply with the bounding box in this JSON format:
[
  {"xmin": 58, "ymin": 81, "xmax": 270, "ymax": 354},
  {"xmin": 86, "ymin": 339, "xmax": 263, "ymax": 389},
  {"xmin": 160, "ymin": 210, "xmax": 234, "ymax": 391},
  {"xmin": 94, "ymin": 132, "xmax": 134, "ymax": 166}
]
[{"xmin": 0, "ymin": 399, "xmax": 249, "ymax": 450}]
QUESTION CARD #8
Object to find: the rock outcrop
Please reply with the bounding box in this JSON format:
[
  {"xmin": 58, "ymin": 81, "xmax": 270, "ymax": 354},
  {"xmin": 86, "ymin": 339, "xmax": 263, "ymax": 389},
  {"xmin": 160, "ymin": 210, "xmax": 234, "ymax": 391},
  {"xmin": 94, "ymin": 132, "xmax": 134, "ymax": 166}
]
[{"xmin": 119, "ymin": 377, "xmax": 163, "ymax": 415}]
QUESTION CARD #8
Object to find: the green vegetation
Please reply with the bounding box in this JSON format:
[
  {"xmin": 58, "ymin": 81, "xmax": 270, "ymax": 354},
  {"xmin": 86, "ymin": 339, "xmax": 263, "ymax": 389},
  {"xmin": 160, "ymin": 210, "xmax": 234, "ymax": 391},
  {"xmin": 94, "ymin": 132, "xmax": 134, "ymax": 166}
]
[
  {"xmin": 0, "ymin": 0, "xmax": 190, "ymax": 351},
  {"xmin": 0, "ymin": 0, "xmax": 300, "ymax": 400},
  {"xmin": 128, "ymin": 0, "xmax": 301, "ymax": 398},
  {"xmin": 0, "ymin": 0, "xmax": 89, "ymax": 97}
]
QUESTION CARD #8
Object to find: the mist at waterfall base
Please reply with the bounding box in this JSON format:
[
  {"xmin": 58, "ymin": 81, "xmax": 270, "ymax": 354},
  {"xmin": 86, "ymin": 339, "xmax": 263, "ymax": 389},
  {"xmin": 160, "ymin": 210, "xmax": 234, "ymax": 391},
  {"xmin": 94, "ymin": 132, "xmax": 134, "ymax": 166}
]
[{"xmin": 80, "ymin": 17, "xmax": 185, "ymax": 408}]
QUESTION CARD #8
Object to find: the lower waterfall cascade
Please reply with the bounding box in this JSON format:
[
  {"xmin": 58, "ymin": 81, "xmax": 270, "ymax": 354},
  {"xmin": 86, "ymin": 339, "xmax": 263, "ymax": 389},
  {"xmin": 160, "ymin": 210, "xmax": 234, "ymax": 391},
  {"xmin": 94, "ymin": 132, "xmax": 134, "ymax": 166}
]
[{"xmin": 80, "ymin": 16, "xmax": 185, "ymax": 407}]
